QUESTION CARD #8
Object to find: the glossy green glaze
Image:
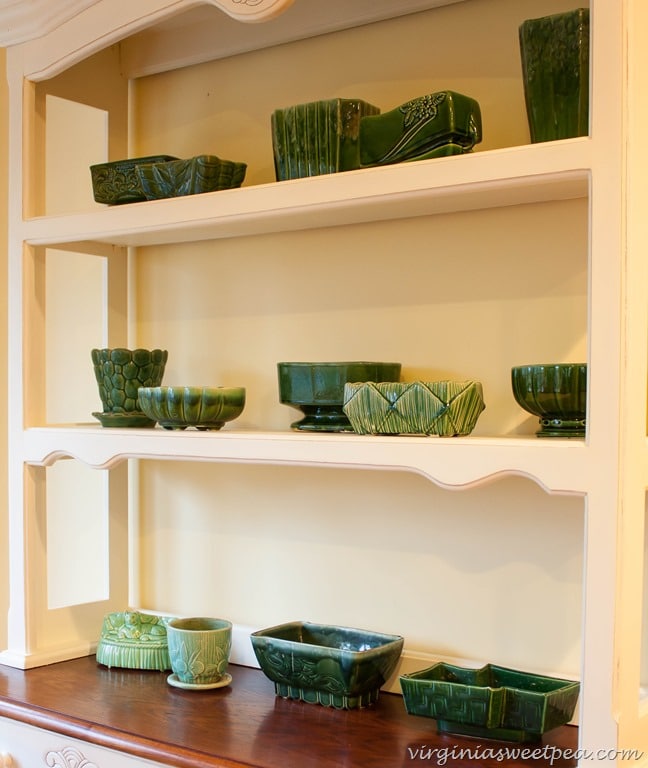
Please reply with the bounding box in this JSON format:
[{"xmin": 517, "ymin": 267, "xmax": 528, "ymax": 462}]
[
  {"xmin": 136, "ymin": 154, "xmax": 247, "ymax": 199},
  {"xmin": 167, "ymin": 617, "xmax": 232, "ymax": 687},
  {"xmin": 251, "ymin": 621, "xmax": 404, "ymax": 710},
  {"xmin": 400, "ymin": 662, "xmax": 580, "ymax": 742},
  {"xmin": 343, "ymin": 380, "xmax": 485, "ymax": 436},
  {"xmin": 90, "ymin": 155, "xmax": 178, "ymax": 204},
  {"xmin": 519, "ymin": 8, "xmax": 590, "ymax": 142},
  {"xmin": 138, "ymin": 386, "xmax": 246, "ymax": 430},
  {"xmin": 272, "ymin": 98, "xmax": 380, "ymax": 180},
  {"xmin": 96, "ymin": 611, "xmax": 174, "ymax": 671},
  {"xmin": 278, "ymin": 361, "xmax": 401, "ymax": 432},
  {"xmin": 91, "ymin": 348, "xmax": 168, "ymax": 427},
  {"xmin": 511, "ymin": 363, "xmax": 587, "ymax": 438},
  {"xmin": 359, "ymin": 91, "xmax": 481, "ymax": 167},
  {"xmin": 272, "ymin": 91, "xmax": 481, "ymax": 180}
]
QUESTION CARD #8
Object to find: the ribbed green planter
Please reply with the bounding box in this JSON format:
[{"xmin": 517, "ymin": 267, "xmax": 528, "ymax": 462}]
[{"xmin": 519, "ymin": 8, "xmax": 589, "ymax": 142}]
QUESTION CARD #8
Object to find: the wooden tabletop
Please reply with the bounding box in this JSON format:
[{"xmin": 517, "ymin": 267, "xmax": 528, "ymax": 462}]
[{"xmin": 0, "ymin": 656, "xmax": 578, "ymax": 767}]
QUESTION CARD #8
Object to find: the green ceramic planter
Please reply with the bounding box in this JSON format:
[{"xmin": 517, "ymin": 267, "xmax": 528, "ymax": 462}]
[
  {"xmin": 278, "ymin": 361, "xmax": 401, "ymax": 432},
  {"xmin": 271, "ymin": 90, "xmax": 481, "ymax": 181},
  {"xmin": 343, "ymin": 380, "xmax": 485, "ymax": 436},
  {"xmin": 136, "ymin": 154, "xmax": 247, "ymax": 200},
  {"xmin": 358, "ymin": 90, "xmax": 482, "ymax": 167},
  {"xmin": 90, "ymin": 155, "xmax": 178, "ymax": 204},
  {"xmin": 400, "ymin": 662, "xmax": 580, "ymax": 742},
  {"xmin": 251, "ymin": 621, "xmax": 404, "ymax": 709},
  {"xmin": 272, "ymin": 98, "xmax": 380, "ymax": 180},
  {"xmin": 138, "ymin": 385, "xmax": 246, "ymax": 430},
  {"xmin": 511, "ymin": 363, "xmax": 587, "ymax": 438},
  {"xmin": 519, "ymin": 8, "xmax": 590, "ymax": 142},
  {"xmin": 91, "ymin": 347, "xmax": 168, "ymax": 427}
]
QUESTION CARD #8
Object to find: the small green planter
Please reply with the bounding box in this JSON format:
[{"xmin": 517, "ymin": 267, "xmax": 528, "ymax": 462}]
[{"xmin": 91, "ymin": 347, "xmax": 168, "ymax": 427}]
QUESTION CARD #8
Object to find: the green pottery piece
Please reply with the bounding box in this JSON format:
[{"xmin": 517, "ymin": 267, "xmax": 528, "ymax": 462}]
[
  {"xmin": 96, "ymin": 611, "xmax": 174, "ymax": 671},
  {"xmin": 343, "ymin": 380, "xmax": 485, "ymax": 436},
  {"xmin": 138, "ymin": 385, "xmax": 246, "ymax": 430},
  {"xmin": 272, "ymin": 98, "xmax": 380, "ymax": 180},
  {"xmin": 136, "ymin": 154, "xmax": 247, "ymax": 200},
  {"xmin": 511, "ymin": 363, "xmax": 586, "ymax": 438},
  {"xmin": 90, "ymin": 155, "xmax": 178, "ymax": 204},
  {"xmin": 91, "ymin": 347, "xmax": 168, "ymax": 428},
  {"xmin": 166, "ymin": 617, "xmax": 232, "ymax": 690},
  {"xmin": 251, "ymin": 621, "xmax": 404, "ymax": 709},
  {"xmin": 278, "ymin": 361, "xmax": 401, "ymax": 432},
  {"xmin": 359, "ymin": 91, "xmax": 481, "ymax": 167},
  {"xmin": 400, "ymin": 662, "xmax": 580, "ymax": 742},
  {"xmin": 519, "ymin": 8, "xmax": 590, "ymax": 142},
  {"xmin": 272, "ymin": 91, "xmax": 481, "ymax": 181}
]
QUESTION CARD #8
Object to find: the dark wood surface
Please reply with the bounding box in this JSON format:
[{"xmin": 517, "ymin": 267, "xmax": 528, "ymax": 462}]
[{"xmin": 0, "ymin": 657, "xmax": 578, "ymax": 767}]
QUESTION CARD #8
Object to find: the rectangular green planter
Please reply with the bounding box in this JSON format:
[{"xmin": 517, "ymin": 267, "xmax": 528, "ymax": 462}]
[{"xmin": 400, "ymin": 662, "xmax": 580, "ymax": 742}]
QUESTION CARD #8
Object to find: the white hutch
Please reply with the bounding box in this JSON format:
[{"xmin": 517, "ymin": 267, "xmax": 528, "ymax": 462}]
[{"xmin": 1, "ymin": 0, "xmax": 648, "ymax": 765}]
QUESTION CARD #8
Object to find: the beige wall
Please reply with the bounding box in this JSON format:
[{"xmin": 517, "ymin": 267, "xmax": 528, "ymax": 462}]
[
  {"xmin": 0, "ymin": 48, "xmax": 8, "ymax": 649},
  {"xmin": 130, "ymin": 0, "xmax": 586, "ymax": 679}
]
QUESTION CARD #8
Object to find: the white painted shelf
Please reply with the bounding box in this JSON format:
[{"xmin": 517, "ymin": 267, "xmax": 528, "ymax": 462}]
[
  {"xmin": 22, "ymin": 426, "xmax": 590, "ymax": 494},
  {"xmin": 26, "ymin": 140, "xmax": 589, "ymax": 250}
]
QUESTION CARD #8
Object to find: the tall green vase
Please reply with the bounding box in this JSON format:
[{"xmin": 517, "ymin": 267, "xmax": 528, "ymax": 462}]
[{"xmin": 519, "ymin": 8, "xmax": 589, "ymax": 143}]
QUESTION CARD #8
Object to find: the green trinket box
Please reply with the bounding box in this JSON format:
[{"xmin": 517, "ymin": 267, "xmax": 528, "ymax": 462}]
[{"xmin": 96, "ymin": 611, "xmax": 175, "ymax": 671}]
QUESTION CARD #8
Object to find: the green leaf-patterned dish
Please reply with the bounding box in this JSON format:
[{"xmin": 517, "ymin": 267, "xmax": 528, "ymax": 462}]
[
  {"xmin": 136, "ymin": 154, "xmax": 247, "ymax": 199},
  {"xmin": 90, "ymin": 155, "xmax": 178, "ymax": 204},
  {"xmin": 343, "ymin": 380, "xmax": 485, "ymax": 436}
]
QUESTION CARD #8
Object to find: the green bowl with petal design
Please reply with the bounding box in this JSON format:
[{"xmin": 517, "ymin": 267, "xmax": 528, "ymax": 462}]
[{"xmin": 138, "ymin": 386, "xmax": 245, "ymax": 430}]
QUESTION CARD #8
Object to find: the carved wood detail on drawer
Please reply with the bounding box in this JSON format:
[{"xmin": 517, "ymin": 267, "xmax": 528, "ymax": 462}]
[{"xmin": 45, "ymin": 746, "xmax": 99, "ymax": 768}]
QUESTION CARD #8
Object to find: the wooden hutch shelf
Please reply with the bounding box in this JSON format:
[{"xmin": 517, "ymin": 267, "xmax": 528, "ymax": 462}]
[{"xmin": 0, "ymin": 656, "xmax": 578, "ymax": 768}]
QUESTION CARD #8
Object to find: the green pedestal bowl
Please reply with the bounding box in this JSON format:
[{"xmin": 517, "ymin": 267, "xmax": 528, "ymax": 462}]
[
  {"xmin": 511, "ymin": 363, "xmax": 587, "ymax": 438},
  {"xmin": 278, "ymin": 361, "xmax": 401, "ymax": 432}
]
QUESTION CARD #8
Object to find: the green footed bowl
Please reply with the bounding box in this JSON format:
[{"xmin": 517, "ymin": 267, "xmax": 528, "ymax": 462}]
[
  {"xmin": 278, "ymin": 361, "xmax": 401, "ymax": 432},
  {"xmin": 138, "ymin": 386, "xmax": 246, "ymax": 430},
  {"xmin": 511, "ymin": 363, "xmax": 586, "ymax": 438}
]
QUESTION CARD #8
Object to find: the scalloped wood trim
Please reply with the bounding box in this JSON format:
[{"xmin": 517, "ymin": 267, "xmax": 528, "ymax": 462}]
[
  {"xmin": 0, "ymin": 0, "xmax": 293, "ymax": 47},
  {"xmin": 210, "ymin": 0, "xmax": 294, "ymax": 22},
  {"xmin": 0, "ymin": 0, "xmax": 101, "ymax": 46}
]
